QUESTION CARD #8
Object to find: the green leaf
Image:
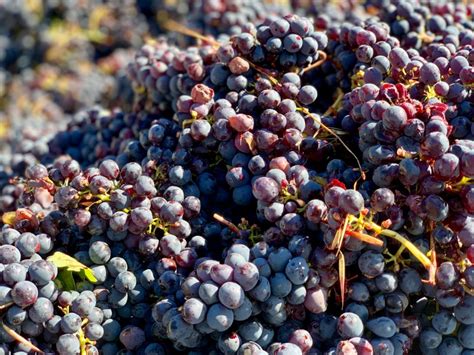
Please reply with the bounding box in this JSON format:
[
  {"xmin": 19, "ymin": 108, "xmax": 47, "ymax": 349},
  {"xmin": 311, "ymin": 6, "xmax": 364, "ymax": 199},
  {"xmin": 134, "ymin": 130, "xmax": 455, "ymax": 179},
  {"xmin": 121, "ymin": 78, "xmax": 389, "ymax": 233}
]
[
  {"xmin": 79, "ymin": 268, "xmax": 98, "ymax": 283},
  {"xmin": 57, "ymin": 269, "xmax": 75, "ymax": 291},
  {"xmin": 47, "ymin": 251, "xmax": 97, "ymax": 286}
]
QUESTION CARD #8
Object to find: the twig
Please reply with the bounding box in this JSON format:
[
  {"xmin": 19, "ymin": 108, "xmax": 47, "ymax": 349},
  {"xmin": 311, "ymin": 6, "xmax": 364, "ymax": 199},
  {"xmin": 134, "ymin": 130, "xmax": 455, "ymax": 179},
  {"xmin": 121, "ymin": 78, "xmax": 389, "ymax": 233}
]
[
  {"xmin": 2, "ymin": 321, "xmax": 44, "ymax": 354},
  {"xmin": 301, "ymin": 51, "xmax": 328, "ymax": 75},
  {"xmin": 338, "ymin": 252, "xmax": 346, "ymax": 309},
  {"xmin": 213, "ymin": 213, "xmax": 241, "ymax": 235},
  {"xmin": 161, "ymin": 19, "xmax": 220, "ymax": 47}
]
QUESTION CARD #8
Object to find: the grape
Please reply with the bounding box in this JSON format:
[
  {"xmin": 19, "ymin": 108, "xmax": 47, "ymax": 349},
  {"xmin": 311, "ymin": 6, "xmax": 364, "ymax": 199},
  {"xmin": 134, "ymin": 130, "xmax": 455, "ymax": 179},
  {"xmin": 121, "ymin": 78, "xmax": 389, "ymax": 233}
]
[
  {"xmin": 268, "ymin": 247, "xmax": 292, "ymax": 272},
  {"xmin": 370, "ymin": 188, "xmax": 395, "ymax": 212},
  {"xmin": 304, "ymin": 199, "xmax": 327, "ymax": 223},
  {"xmin": 199, "ymin": 281, "xmax": 220, "ymax": 305},
  {"xmin": 420, "ymin": 63, "xmax": 441, "ymax": 85},
  {"xmin": 57, "ymin": 334, "xmax": 80, "ymax": 355},
  {"xmin": 367, "ymin": 317, "xmax": 397, "ymax": 339},
  {"xmin": 432, "ymin": 310, "xmax": 457, "ymax": 335},
  {"xmin": 421, "ymin": 132, "xmax": 450, "ymax": 159},
  {"xmin": 435, "ymin": 262, "xmax": 459, "ymax": 290},
  {"xmin": 304, "ymin": 287, "xmax": 328, "ymax": 313},
  {"xmin": 102, "ymin": 319, "xmax": 121, "ymax": 342},
  {"xmin": 233, "ymin": 262, "xmax": 259, "ymax": 291},
  {"xmin": 160, "ymin": 234, "xmax": 182, "ymax": 257},
  {"xmin": 28, "ymin": 297, "xmax": 54, "ymax": 323},
  {"xmin": 87, "ymin": 308, "xmax": 104, "ymax": 324},
  {"xmin": 60, "ymin": 312, "xmax": 82, "ymax": 334},
  {"xmin": 234, "ymin": 297, "xmax": 253, "ymax": 321},
  {"xmin": 3, "ymin": 263, "xmax": 27, "ymax": 286},
  {"xmin": 0, "ymin": 229, "xmax": 20, "ymax": 245},
  {"xmin": 338, "ymin": 189, "xmax": 365, "ymax": 215},
  {"xmin": 182, "ymin": 298, "xmax": 207, "ymax": 325},
  {"xmin": 270, "ymin": 19, "xmax": 290, "ymax": 37},
  {"xmin": 88, "ymin": 241, "xmax": 111, "ymax": 265},
  {"xmin": 375, "ymin": 272, "xmax": 398, "ymax": 293},
  {"xmin": 285, "ymin": 257, "xmax": 309, "ymax": 285},
  {"xmin": 158, "ymin": 271, "xmax": 181, "ymax": 294},
  {"xmin": 28, "ymin": 260, "xmax": 55, "ymax": 286},
  {"xmin": 270, "ymin": 273, "xmax": 292, "ymax": 298},
  {"xmin": 15, "ymin": 234, "xmax": 39, "ymax": 258},
  {"xmin": 237, "ymin": 320, "xmax": 262, "ymax": 342},
  {"xmin": 11, "ymin": 281, "xmax": 38, "ymax": 308},
  {"xmin": 252, "ymin": 177, "xmax": 280, "ymax": 203},
  {"xmin": 6, "ymin": 306, "xmax": 27, "ymax": 326},
  {"xmin": 45, "ymin": 315, "xmax": 61, "ymax": 334},
  {"xmin": 135, "ymin": 175, "xmax": 157, "ymax": 197},
  {"xmin": 345, "ymin": 303, "xmax": 369, "ymax": 323},
  {"xmin": 227, "ymin": 244, "xmax": 250, "ymax": 261},
  {"xmin": 130, "ymin": 207, "xmax": 153, "ymax": 229},
  {"xmin": 71, "ymin": 292, "xmax": 96, "ymax": 317},
  {"xmin": 106, "ymin": 257, "xmax": 128, "ymax": 277},
  {"xmin": 287, "ymin": 285, "xmax": 306, "ymax": 305},
  {"xmin": 218, "ymin": 332, "xmax": 241, "ymax": 354},
  {"xmin": 218, "ymin": 282, "xmax": 245, "ymax": 309},
  {"xmin": 337, "ymin": 312, "xmax": 364, "ymax": 339},
  {"xmin": 119, "ymin": 326, "xmax": 146, "ymax": 350},
  {"xmin": 422, "ymin": 194, "xmax": 449, "ymax": 222},
  {"xmin": 358, "ymin": 251, "xmax": 385, "ymax": 278},
  {"xmin": 273, "ymin": 342, "xmax": 303, "ymax": 355},
  {"xmin": 297, "ymin": 86, "xmax": 318, "ymax": 105},
  {"xmin": 114, "ymin": 271, "xmax": 137, "ymax": 293},
  {"xmin": 206, "ymin": 303, "xmax": 234, "ymax": 331}
]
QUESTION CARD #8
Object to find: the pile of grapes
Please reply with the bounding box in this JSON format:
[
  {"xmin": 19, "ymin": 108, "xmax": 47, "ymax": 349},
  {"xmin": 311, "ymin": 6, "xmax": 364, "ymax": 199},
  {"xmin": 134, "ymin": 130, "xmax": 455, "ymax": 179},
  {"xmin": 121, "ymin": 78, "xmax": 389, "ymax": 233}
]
[{"xmin": 1, "ymin": 0, "xmax": 474, "ymax": 354}]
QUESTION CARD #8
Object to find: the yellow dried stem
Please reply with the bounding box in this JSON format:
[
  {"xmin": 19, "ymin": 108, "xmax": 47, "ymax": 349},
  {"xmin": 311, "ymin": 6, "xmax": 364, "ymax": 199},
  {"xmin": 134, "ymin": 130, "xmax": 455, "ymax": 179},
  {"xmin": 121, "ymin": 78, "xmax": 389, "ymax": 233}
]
[
  {"xmin": 323, "ymin": 89, "xmax": 345, "ymax": 117},
  {"xmin": 330, "ymin": 215, "xmax": 348, "ymax": 251},
  {"xmin": 2, "ymin": 321, "xmax": 45, "ymax": 354},
  {"xmin": 368, "ymin": 221, "xmax": 433, "ymax": 270},
  {"xmin": 346, "ymin": 229, "xmax": 384, "ymax": 247},
  {"xmin": 337, "ymin": 215, "xmax": 350, "ymax": 254},
  {"xmin": 0, "ymin": 301, "xmax": 13, "ymax": 311},
  {"xmin": 213, "ymin": 213, "xmax": 241, "ymax": 235},
  {"xmin": 422, "ymin": 233, "xmax": 437, "ymax": 285},
  {"xmin": 338, "ymin": 252, "xmax": 346, "ymax": 309},
  {"xmin": 348, "ymin": 215, "xmax": 433, "ymax": 271}
]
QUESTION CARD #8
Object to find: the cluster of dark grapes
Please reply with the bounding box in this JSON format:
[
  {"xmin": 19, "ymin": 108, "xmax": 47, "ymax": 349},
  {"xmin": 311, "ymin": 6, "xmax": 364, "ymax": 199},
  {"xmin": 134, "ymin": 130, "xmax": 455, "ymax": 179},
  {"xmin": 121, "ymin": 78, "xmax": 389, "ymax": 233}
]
[
  {"xmin": 186, "ymin": 0, "xmax": 289, "ymax": 40},
  {"xmin": 2, "ymin": 0, "xmax": 474, "ymax": 354},
  {"xmin": 0, "ymin": 224, "xmax": 105, "ymax": 354}
]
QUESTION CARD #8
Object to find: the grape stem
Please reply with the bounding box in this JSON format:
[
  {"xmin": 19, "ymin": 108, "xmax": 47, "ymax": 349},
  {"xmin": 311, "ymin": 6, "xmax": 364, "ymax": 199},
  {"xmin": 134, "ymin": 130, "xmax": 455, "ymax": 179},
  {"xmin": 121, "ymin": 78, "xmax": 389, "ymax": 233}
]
[
  {"xmin": 1, "ymin": 321, "xmax": 45, "ymax": 354},
  {"xmin": 161, "ymin": 19, "xmax": 220, "ymax": 46},
  {"xmin": 0, "ymin": 301, "xmax": 13, "ymax": 311},
  {"xmin": 300, "ymin": 107, "xmax": 366, "ymax": 180},
  {"xmin": 213, "ymin": 213, "xmax": 241, "ymax": 236},
  {"xmin": 300, "ymin": 50, "xmax": 328, "ymax": 74},
  {"xmin": 360, "ymin": 218, "xmax": 433, "ymax": 271},
  {"xmin": 345, "ymin": 229, "xmax": 384, "ymax": 247},
  {"xmin": 338, "ymin": 252, "xmax": 346, "ymax": 310}
]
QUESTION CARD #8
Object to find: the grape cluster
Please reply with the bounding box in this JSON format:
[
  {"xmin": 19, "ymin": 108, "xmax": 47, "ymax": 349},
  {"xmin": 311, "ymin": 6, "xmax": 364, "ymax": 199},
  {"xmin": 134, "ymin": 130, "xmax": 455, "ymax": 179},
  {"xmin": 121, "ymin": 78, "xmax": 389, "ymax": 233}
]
[
  {"xmin": 0, "ymin": 225, "xmax": 105, "ymax": 354},
  {"xmin": 150, "ymin": 240, "xmax": 317, "ymax": 353},
  {"xmin": 231, "ymin": 14, "xmax": 325, "ymax": 70},
  {"xmin": 186, "ymin": 0, "xmax": 289, "ymax": 39}
]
